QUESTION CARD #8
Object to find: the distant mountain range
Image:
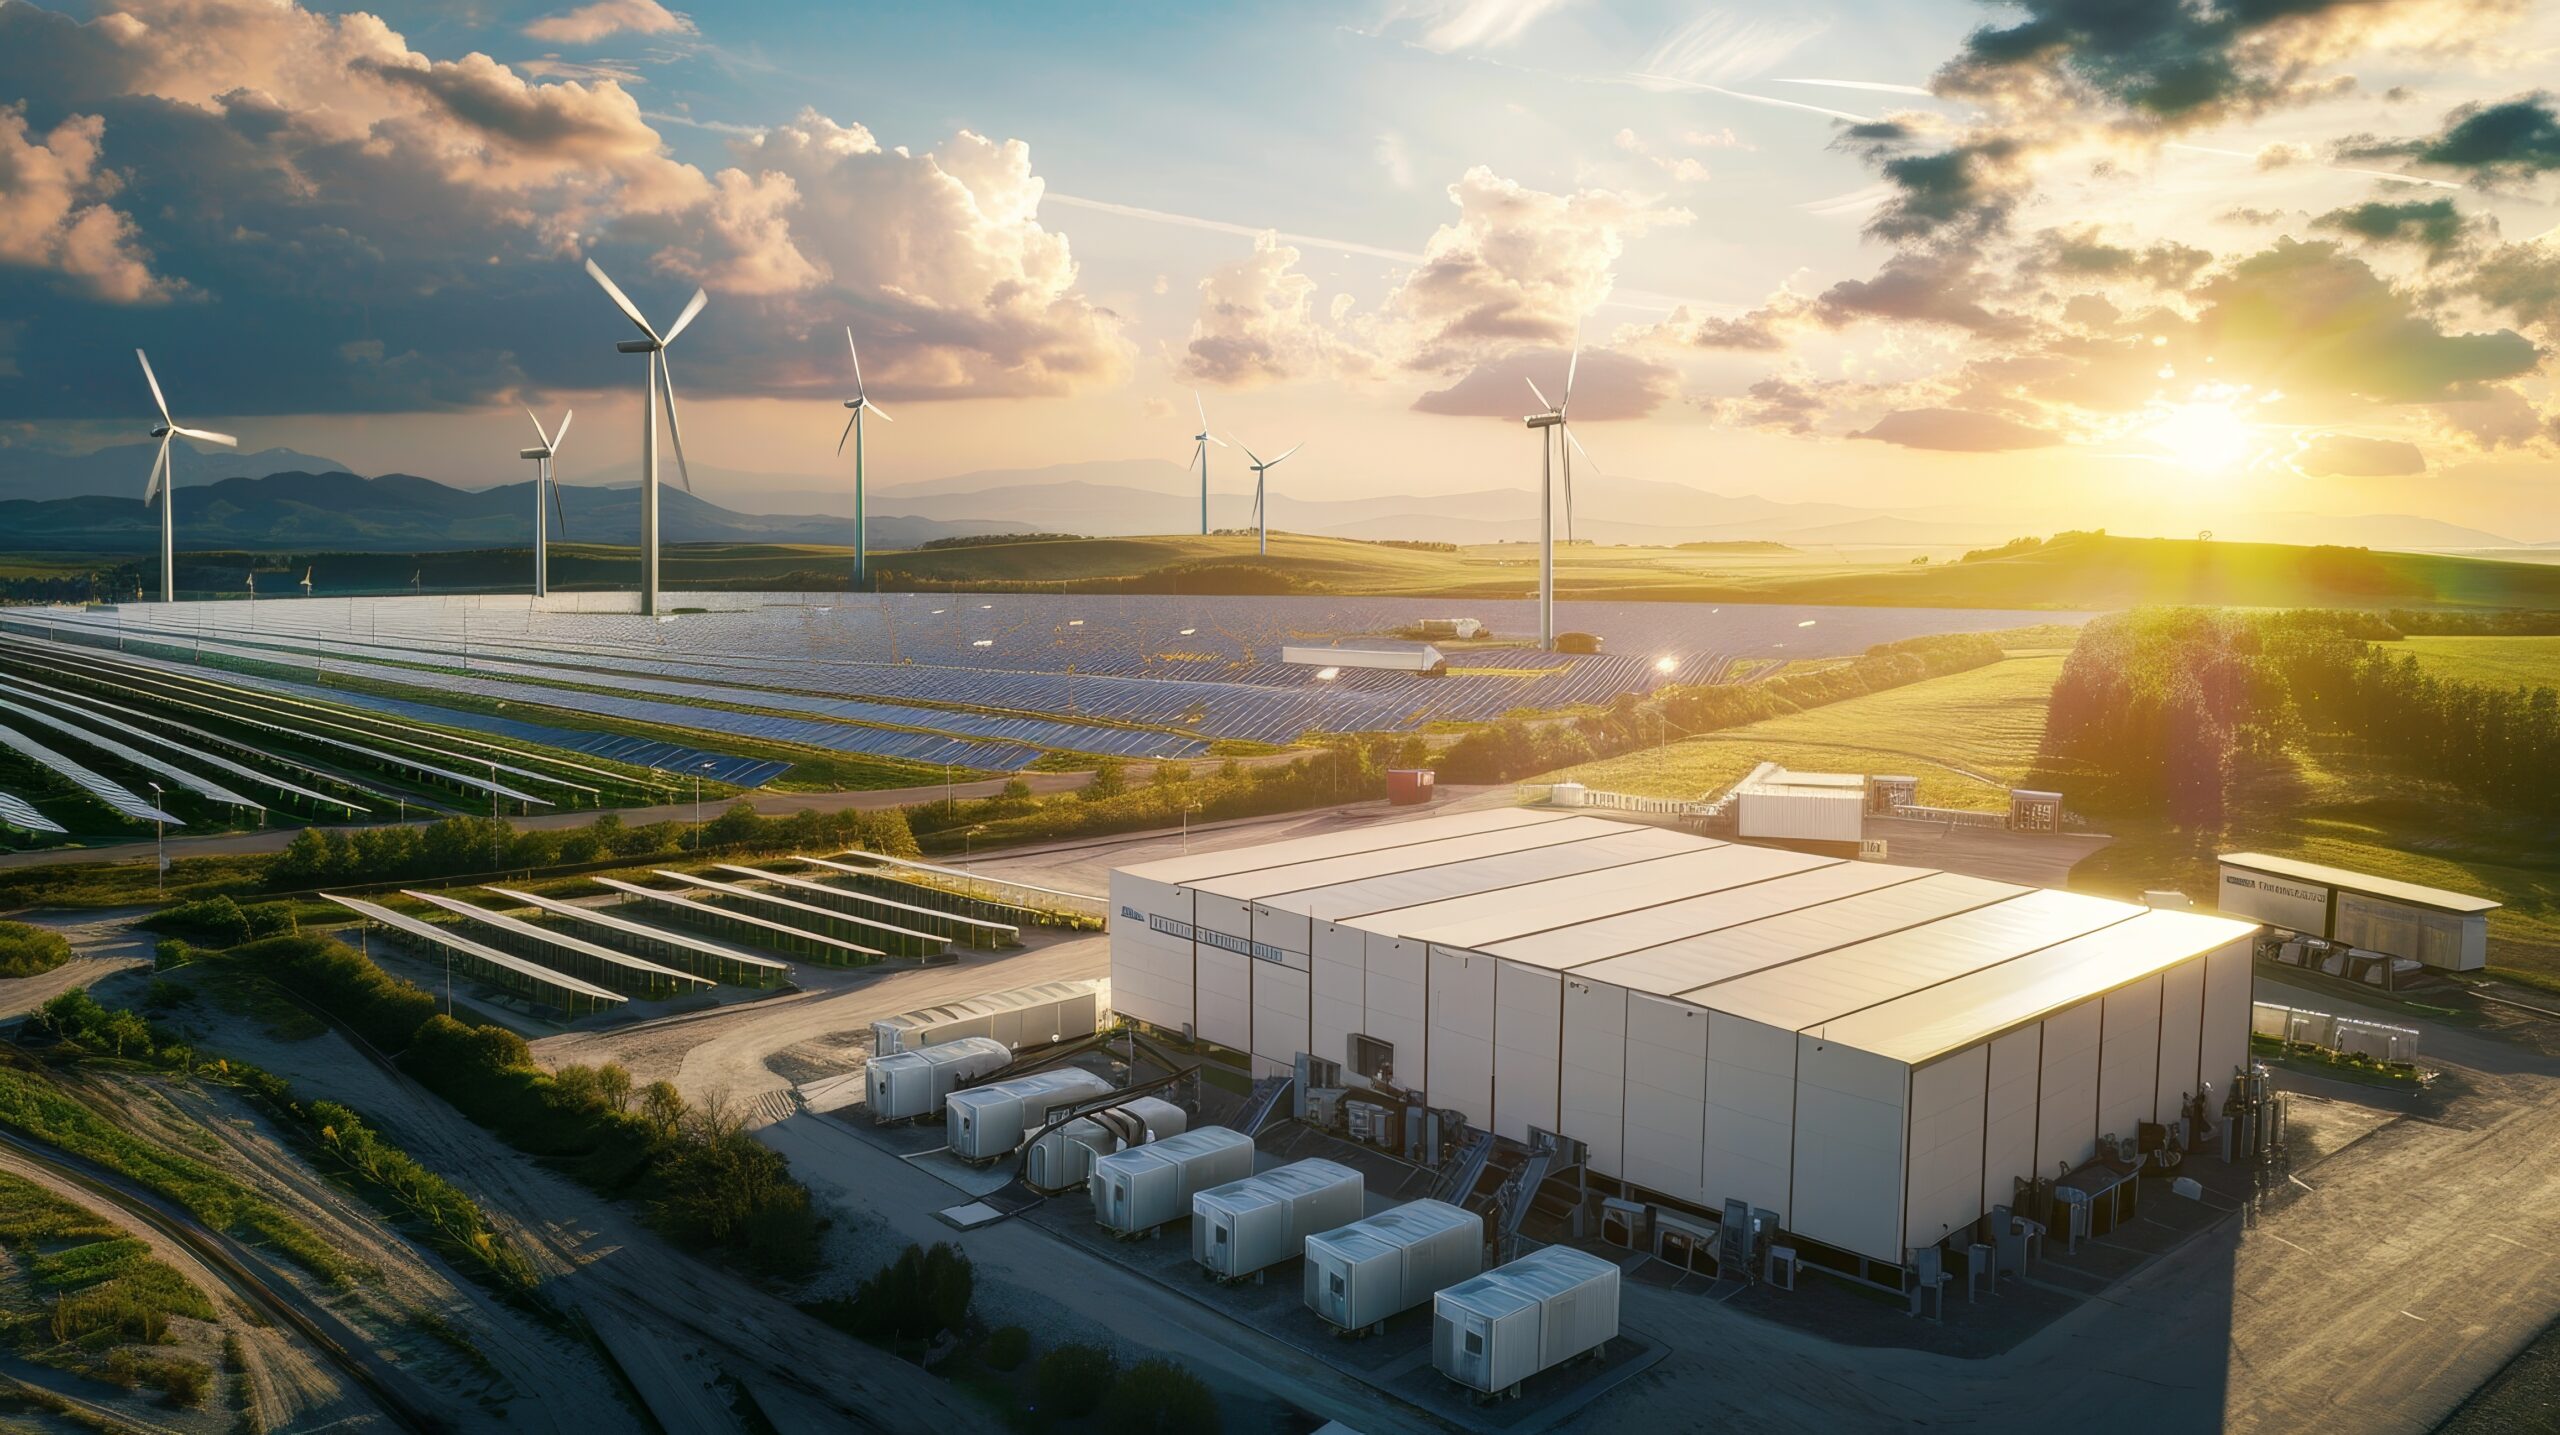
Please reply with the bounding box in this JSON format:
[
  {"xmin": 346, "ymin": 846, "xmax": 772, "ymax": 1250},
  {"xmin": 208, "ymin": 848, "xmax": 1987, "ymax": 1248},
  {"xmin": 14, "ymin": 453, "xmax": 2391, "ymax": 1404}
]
[{"xmin": 0, "ymin": 448, "xmax": 2539, "ymax": 556}]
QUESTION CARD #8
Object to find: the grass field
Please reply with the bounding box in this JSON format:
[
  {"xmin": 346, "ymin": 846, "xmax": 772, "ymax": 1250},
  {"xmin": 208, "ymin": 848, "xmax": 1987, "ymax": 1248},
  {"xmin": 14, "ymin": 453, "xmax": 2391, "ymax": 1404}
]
[
  {"xmin": 2392, "ymin": 635, "xmax": 2560, "ymax": 690},
  {"xmin": 1538, "ymin": 650, "xmax": 2069, "ymax": 810}
]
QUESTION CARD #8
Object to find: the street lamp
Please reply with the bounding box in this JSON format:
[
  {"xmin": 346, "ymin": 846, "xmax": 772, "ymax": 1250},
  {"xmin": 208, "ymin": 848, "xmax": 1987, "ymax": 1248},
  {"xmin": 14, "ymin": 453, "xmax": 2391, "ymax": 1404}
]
[
  {"xmin": 1182, "ymin": 801, "xmax": 1200, "ymax": 853},
  {"xmin": 691, "ymin": 759, "xmax": 717, "ymax": 849},
  {"xmin": 148, "ymin": 781, "xmax": 165, "ymax": 897}
]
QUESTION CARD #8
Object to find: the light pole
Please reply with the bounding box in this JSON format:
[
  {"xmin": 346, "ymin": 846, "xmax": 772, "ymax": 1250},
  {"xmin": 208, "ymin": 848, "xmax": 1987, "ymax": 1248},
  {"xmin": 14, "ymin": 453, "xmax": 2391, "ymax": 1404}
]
[
  {"xmin": 1182, "ymin": 802, "xmax": 1200, "ymax": 853},
  {"xmin": 148, "ymin": 781, "xmax": 165, "ymax": 897},
  {"xmin": 487, "ymin": 760, "xmax": 501, "ymax": 871},
  {"xmin": 691, "ymin": 759, "xmax": 717, "ymax": 849}
]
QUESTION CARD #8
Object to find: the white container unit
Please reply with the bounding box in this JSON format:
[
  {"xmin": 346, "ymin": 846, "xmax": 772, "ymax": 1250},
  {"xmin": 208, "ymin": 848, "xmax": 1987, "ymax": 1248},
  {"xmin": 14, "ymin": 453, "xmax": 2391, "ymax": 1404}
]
[
  {"xmin": 944, "ymin": 1068, "xmax": 1113, "ymax": 1162},
  {"xmin": 1022, "ymin": 1097, "xmax": 1188, "ymax": 1192},
  {"xmin": 1279, "ymin": 643, "xmax": 1447, "ymax": 673},
  {"xmin": 863, "ymin": 1035, "xmax": 1012, "ymax": 1122},
  {"xmin": 871, "ymin": 979, "xmax": 1108, "ymax": 1057},
  {"xmin": 1192, "ymin": 1159, "xmax": 1365, "ymax": 1282},
  {"xmin": 1089, "ymin": 1127, "xmax": 1256, "ymax": 1238},
  {"xmin": 1304, "ymin": 1199, "xmax": 1483, "ymax": 1334},
  {"xmin": 1432, "ymin": 1246, "xmax": 1621, "ymax": 1397}
]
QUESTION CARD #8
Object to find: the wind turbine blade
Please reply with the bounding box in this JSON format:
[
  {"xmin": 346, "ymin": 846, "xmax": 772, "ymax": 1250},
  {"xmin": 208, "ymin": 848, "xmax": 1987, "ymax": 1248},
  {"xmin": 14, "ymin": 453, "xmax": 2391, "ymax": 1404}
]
[
  {"xmin": 584, "ymin": 258, "xmax": 659, "ymax": 341},
  {"xmin": 1525, "ymin": 377, "xmax": 1553, "ymax": 412},
  {"xmin": 1208, "ymin": 434, "xmax": 1229, "ymax": 448},
  {"xmin": 524, "ymin": 406, "xmax": 554, "ymax": 450},
  {"xmin": 658, "ymin": 355, "xmax": 693, "ymax": 492},
  {"xmin": 136, "ymin": 350, "xmax": 171, "ymax": 425},
  {"xmin": 551, "ymin": 408, "xmax": 572, "ymax": 453},
  {"xmin": 846, "ymin": 327, "xmax": 866, "ymax": 397},
  {"xmin": 1235, "ymin": 442, "xmax": 1263, "ymax": 467},
  {"xmin": 1565, "ymin": 426, "xmax": 1601, "ymax": 475},
  {"xmin": 173, "ymin": 427, "xmax": 237, "ymax": 447},
  {"xmin": 145, "ymin": 436, "xmax": 171, "ymax": 501},
  {"xmin": 836, "ymin": 410, "xmax": 859, "ymax": 456},
  {"xmin": 1563, "ymin": 327, "xmax": 1581, "ymax": 409},
  {"xmin": 1270, "ymin": 442, "xmax": 1303, "ymax": 466},
  {"xmin": 662, "ymin": 288, "xmax": 709, "ymax": 344},
  {"xmin": 552, "ymin": 472, "xmax": 571, "ymax": 541},
  {"xmin": 1194, "ymin": 389, "xmax": 1209, "ymax": 431}
]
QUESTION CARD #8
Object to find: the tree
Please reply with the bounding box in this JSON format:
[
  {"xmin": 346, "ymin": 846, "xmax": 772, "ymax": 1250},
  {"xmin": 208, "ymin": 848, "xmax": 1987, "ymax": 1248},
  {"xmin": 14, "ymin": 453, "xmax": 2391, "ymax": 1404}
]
[
  {"xmin": 596, "ymin": 1062, "xmax": 635, "ymax": 1114},
  {"xmin": 639, "ymin": 1081, "xmax": 687, "ymax": 1142},
  {"xmin": 1080, "ymin": 758, "xmax": 1127, "ymax": 803},
  {"xmin": 1035, "ymin": 1343, "xmax": 1116, "ymax": 1418},
  {"xmin": 1104, "ymin": 1360, "xmax": 1221, "ymax": 1435}
]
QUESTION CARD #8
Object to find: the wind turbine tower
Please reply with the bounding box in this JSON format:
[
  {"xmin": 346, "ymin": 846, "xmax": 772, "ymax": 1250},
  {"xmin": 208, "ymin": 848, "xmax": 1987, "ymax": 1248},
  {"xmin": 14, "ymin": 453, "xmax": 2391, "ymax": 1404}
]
[
  {"xmin": 1188, "ymin": 392, "xmax": 1226, "ymax": 535},
  {"xmin": 134, "ymin": 351, "xmax": 236, "ymax": 604},
  {"xmin": 583, "ymin": 259, "xmax": 706, "ymax": 617},
  {"xmin": 1521, "ymin": 332, "xmax": 1596, "ymax": 651},
  {"xmin": 519, "ymin": 407, "xmax": 574, "ymax": 597},
  {"xmin": 834, "ymin": 329, "xmax": 892, "ymax": 587}
]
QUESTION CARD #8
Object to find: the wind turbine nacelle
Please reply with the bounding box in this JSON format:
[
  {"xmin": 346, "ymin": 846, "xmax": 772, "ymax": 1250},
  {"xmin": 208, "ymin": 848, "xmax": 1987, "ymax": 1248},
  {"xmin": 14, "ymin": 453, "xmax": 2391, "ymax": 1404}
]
[
  {"xmin": 1524, "ymin": 412, "xmax": 1564, "ymax": 429},
  {"xmin": 520, "ymin": 447, "xmax": 549, "ymax": 460},
  {"xmin": 616, "ymin": 339, "xmax": 660, "ymax": 353}
]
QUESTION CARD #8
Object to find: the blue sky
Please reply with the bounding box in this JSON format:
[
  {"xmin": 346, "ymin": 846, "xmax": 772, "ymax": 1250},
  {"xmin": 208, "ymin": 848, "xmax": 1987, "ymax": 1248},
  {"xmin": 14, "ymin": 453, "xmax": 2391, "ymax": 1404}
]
[{"xmin": 1, "ymin": 0, "xmax": 2556, "ymax": 536}]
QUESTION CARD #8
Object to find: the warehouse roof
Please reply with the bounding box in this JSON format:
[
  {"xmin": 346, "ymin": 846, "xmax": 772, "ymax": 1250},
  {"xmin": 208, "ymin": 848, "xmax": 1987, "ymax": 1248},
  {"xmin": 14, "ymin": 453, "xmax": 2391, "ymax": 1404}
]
[
  {"xmin": 1739, "ymin": 764, "xmax": 1864, "ymax": 794},
  {"xmin": 1372, "ymin": 842, "xmax": 1830, "ymax": 950},
  {"xmin": 1487, "ymin": 860, "xmax": 1916, "ymax": 972},
  {"xmin": 1812, "ymin": 908, "xmax": 2258, "ymax": 1066},
  {"xmin": 2219, "ymin": 852, "xmax": 2500, "ymax": 916},
  {"xmin": 1119, "ymin": 806, "xmax": 1572, "ymax": 885},
  {"xmin": 1566, "ymin": 871, "xmax": 2022, "ymax": 994},
  {"xmin": 1190, "ymin": 815, "xmax": 1637, "ymax": 902},
  {"xmin": 1706, "ymin": 888, "xmax": 2133, "ymax": 1032},
  {"xmin": 1273, "ymin": 826, "xmax": 1700, "ymax": 922}
]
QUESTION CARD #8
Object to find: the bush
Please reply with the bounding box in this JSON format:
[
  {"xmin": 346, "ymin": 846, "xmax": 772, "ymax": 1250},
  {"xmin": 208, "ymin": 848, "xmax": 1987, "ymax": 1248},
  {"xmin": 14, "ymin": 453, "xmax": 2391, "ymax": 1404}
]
[
  {"xmin": 1034, "ymin": 1343, "xmax": 1116, "ymax": 1420},
  {"xmin": 1104, "ymin": 1359, "xmax": 1221, "ymax": 1435},
  {"xmin": 142, "ymin": 896, "xmax": 253, "ymax": 946},
  {"xmin": 985, "ymin": 1324, "xmax": 1029, "ymax": 1372},
  {"xmin": 0, "ymin": 920, "xmax": 73, "ymax": 978},
  {"xmin": 821, "ymin": 1242, "xmax": 975, "ymax": 1344}
]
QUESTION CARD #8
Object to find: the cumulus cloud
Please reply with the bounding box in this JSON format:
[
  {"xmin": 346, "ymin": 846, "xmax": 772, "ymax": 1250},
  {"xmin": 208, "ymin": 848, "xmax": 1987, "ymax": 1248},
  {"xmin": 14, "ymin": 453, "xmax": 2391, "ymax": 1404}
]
[
  {"xmin": 0, "ymin": 107, "xmax": 166, "ymax": 301},
  {"xmin": 524, "ymin": 0, "xmax": 694, "ymax": 45},
  {"xmin": 2338, "ymin": 91, "xmax": 2560, "ymax": 185},
  {"xmin": 2190, "ymin": 238, "xmax": 2538, "ymax": 407},
  {"xmin": 1815, "ymin": 252, "xmax": 2023, "ymax": 336},
  {"xmin": 2289, "ymin": 432, "xmax": 2427, "ymax": 476},
  {"xmin": 1851, "ymin": 407, "xmax": 2062, "ymax": 451},
  {"xmin": 0, "ymin": 0, "xmax": 1125, "ymax": 416},
  {"xmin": 2470, "ymin": 240, "xmax": 2560, "ymax": 333},
  {"xmin": 2312, "ymin": 198, "xmax": 2481, "ymax": 262},
  {"xmin": 1704, "ymin": 375, "xmax": 1831, "ymax": 434},
  {"xmin": 2022, "ymin": 228, "xmax": 2212, "ymax": 289},
  {"xmin": 1411, "ymin": 346, "xmax": 1676, "ymax": 419},
  {"xmin": 1178, "ymin": 232, "xmax": 1342, "ymax": 388}
]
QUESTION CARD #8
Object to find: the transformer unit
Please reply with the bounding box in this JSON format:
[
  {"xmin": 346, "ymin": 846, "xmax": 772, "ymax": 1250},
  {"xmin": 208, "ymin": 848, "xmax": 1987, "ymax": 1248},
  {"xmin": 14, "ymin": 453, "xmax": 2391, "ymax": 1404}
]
[
  {"xmin": 871, "ymin": 979, "xmax": 1108, "ymax": 1057},
  {"xmin": 1192, "ymin": 1159, "xmax": 1365, "ymax": 1283},
  {"xmin": 1432, "ymin": 1246, "xmax": 1620, "ymax": 1398},
  {"xmin": 1304, "ymin": 1199, "xmax": 1483, "ymax": 1335},
  {"xmin": 1022, "ymin": 1097, "xmax": 1188, "ymax": 1192},
  {"xmin": 944, "ymin": 1069, "xmax": 1112, "ymax": 1162},
  {"xmin": 862, "ymin": 1036, "xmax": 1012, "ymax": 1123},
  {"xmin": 1089, "ymin": 1127, "xmax": 1256, "ymax": 1238}
]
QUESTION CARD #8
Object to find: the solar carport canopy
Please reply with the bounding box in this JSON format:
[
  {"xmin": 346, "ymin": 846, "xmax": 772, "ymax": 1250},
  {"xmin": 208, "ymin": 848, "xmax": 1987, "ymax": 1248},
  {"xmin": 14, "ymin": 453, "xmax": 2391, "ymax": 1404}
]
[{"xmin": 324, "ymin": 893, "xmax": 623, "ymax": 1007}]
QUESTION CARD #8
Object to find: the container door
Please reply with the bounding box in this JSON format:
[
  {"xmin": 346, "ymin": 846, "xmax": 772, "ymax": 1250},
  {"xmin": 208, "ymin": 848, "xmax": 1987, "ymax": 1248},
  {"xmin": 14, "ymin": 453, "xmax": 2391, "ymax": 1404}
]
[{"xmin": 1454, "ymin": 1313, "xmax": 1492, "ymax": 1389}]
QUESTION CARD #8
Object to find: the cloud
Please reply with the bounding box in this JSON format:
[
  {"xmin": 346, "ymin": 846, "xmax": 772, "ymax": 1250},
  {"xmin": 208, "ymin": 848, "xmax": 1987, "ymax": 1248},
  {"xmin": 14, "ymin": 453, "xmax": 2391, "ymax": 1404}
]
[
  {"xmin": 0, "ymin": 106, "xmax": 167, "ymax": 302},
  {"xmin": 1381, "ymin": 0, "xmax": 1574, "ymax": 52},
  {"xmin": 1178, "ymin": 232, "xmax": 1343, "ymax": 388},
  {"xmin": 1836, "ymin": 123, "xmax": 2031, "ymax": 247},
  {"xmin": 2023, "ymin": 228, "xmax": 2211, "ymax": 289},
  {"xmin": 524, "ymin": 0, "xmax": 694, "ymax": 45},
  {"xmin": 2289, "ymin": 432, "xmax": 2426, "ymax": 476},
  {"xmin": 1638, "ymin": 13, "xmax": 1827, "ymax": 86},
  {"xmin": 2338, "ymin": 91, "xmax": 2560, "ymax": 185},
  {"xmin": 2312, "ymin": 198, "xmax": 2480, "ymax": 262},
  {"xmin": 2190, "ymin": 238, "xmax": 2539, "ymax": 407},
  {"xmin": 1815, "ymin": 252, "xmax": 2023, "ymax": 335},
  {"xmin": 2470, "ymin": 240, "xmax": 2560, "ymax": 333},
  {"xmin": 1851, "ymin": 407, "xmax": 2062, "ymax": 451},
  {"xmin": 1411, "ymin": 346, "xmax": 1675, "ymax": 419},
  {"xmin": 1704, "ymin": 375, "xmax": 1831, "ymax": 434},
  {"xmin": 1375, "ymin": 132, "xmax": 1413, "ymax": 188}
]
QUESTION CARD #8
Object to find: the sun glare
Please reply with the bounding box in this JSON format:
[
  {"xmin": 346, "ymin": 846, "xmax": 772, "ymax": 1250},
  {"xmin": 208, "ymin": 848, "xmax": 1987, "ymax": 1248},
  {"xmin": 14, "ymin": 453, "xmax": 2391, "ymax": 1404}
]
[{"xmin": 2144, "ymin": 400, "xmax": 2258, "ymax": 473}]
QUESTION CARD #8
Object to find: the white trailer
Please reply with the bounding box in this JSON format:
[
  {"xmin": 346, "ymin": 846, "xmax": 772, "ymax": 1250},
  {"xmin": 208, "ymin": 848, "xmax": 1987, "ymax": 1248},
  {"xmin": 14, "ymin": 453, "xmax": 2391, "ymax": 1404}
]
[
  {"xmin": 1090, "ymin": 1126, "xmax": 1256, "ymax": 1238},
  {"xmin": 1192, "ymin": 1159, "xmax": 1365, "ymax": 1282},
  {"xmin": 944, "ymin": 1069, "xmax": 1113, "ymax": 1162},
  {"xmin": 1279, "ymin": 643, "xmax": 1448, "ymax": 674},
  {"xmin": 1022, "ymin": 1097, "xmax": 1188, "ymax": 1192},
  {"xmin": 1304, "ymin": 1199, "xmax": 1483, "ymax": 1334},
  {"xmin": 1432, "ymin": 1245, "xmax": 1620, "ymax": 1397},
  {"xmin": 872, "ymin": 979, "xmax": 1108, "ymax": 1056},
  {"xmin": 862, "ymin": 1035, "xmax": 1012, "ymax": 1122}
]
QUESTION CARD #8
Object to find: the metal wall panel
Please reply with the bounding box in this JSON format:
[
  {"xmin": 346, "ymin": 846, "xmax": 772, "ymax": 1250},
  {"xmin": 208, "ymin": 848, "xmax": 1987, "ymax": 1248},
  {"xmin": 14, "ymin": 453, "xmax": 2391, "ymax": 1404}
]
[
  {"xmin": 1903, "ymin": 1045, "xmax": 1987, "ymax": 1252},
  {"xmin": 1559, "ymin": 978, "xmax": 1629, "ymax": 1176},
  {"xmin": 1492, "ymin": 962, "xmax": 1563, "ymax": 1142},
  {"xmin": 1310, "ymin": 921, "xmax": 1368, "ymax": 1072},
  {"xmin": 1622, "ymin": 995, "xmax": 1709, "ymax": 1205},
  {"xmin": 1251, "ymin": 901, "xmax": 1314, "ymax": 959},
  {"xmin": 2154, "ymin": 958, "xmax": 2205, "ymax": 1116},
  {"xmin": 1251, "ymin": 963, "xmax": 1310, "ymax": 1079},
  {"xmin": 2198, "ymin": 940, "xmax": 2253, "ymax": 1105},
  {"xmin": 2097, "ymin": 975, "xmax": 2163, "ymax": 1137},
  {"xmin": 1980, "ymin": 1026, "xmax": 2041, "ymax": 1218},
  {"xmin": 1108, "ymin": 874, "xmax": 1195, "ymax": 1032},
  {"xmin": 1790, "ymin": 1037, "xmax": 1907, "ymax": 1264},
  {"xmin": 1702, "ymin": 1012, "xmax": 1796, "ymax": 1217},
  {"xmin": 1195, "ymin": 945, "xmax": 1252, "ymax": 1054},
  {"xmin": 2034, "ymin": 999, "xmax": 2102, "ymax": 1174},
  {"xmin": 1363, "ymin": 934, "xmax": 1429, "ymax": 1088},
  {"xmin": 1427, "ymin": 946, "xmax": 1497, "ymax": 1128}
]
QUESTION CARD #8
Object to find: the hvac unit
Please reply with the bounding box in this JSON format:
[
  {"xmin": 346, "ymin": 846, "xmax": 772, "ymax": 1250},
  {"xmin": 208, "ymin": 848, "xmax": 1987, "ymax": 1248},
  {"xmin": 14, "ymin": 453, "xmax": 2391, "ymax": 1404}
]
[
  {"xmin": 1089, "ymin": 1127, "xmax": 1256, "ymax": 1239},
  {"xmin": 863, "ymin": 1036, "xmax": 1012, "ymax": 1123},
  {"xmin": 1432, "ymin": 1246, "xmax": 1621, "ymax": 1397},
  {"xmin": 1192, "ymin": 1159, "xmax": 1365, "ymax": 1283},
  {"xmin": 1654, "ymin": 1210, "xmax": 1718, "ymax": 1277},
  {"xmin": 1598, "ymin": 1198, "xmax": 1646, "ymax": 1251},
  {"xmin": 1303, "ymin": 1199, "xmax": 1483, "ymax": 1335},
  {"xmin": 943, "ymin": 1069, "xmax": 1112, "ymax": 1162},
  {"xmin": 1022, "ymin": 1097, "xmax": 1186, "ymax": 1192}
]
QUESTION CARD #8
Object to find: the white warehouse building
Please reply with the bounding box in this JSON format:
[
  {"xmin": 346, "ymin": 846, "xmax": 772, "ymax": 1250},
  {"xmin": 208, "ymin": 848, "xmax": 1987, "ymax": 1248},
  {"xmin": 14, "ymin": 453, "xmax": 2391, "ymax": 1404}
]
[{"xmin": 1109, "ymin": 809, "xmax": 2257, "ymax": 1268}]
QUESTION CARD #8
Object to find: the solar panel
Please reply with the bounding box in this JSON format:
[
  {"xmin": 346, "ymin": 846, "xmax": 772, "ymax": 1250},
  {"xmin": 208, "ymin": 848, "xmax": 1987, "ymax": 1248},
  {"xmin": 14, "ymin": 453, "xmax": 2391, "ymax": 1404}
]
[
  {"xmin": 0, "ymin": 720, "xmax": 182, "ymax": 825},
  {"xmin": 591, "ymin": 876, "xmax": 884, "ymax": 961},
  {"xmin": 483, "ymin": 886, "xmax": 789, "ymax": 973},
  {"xmin": 0, "ymin": 695, "xmax": 262, "ymax": 811},
  {"xmin": 400, "ymin": 889, "xmax": 712, "ymax": 989},
  {"xmin": 0, "ymin": 790, "xmax": 65, "ymax": 835},
  {"xmin": 0, "ymin": 674, "xmax": 362, "ymax": 813},
  {"xmin": 322, "ymin": 893, "xmax": 624, "ymax": 1005}
]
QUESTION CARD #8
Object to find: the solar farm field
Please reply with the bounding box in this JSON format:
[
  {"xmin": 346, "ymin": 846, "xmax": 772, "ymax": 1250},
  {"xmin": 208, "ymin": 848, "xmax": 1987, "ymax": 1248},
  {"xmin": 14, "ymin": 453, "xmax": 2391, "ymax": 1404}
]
[{"xmin": 2392, "ymin": 635, "xmax": 2560, "ymax": 691}]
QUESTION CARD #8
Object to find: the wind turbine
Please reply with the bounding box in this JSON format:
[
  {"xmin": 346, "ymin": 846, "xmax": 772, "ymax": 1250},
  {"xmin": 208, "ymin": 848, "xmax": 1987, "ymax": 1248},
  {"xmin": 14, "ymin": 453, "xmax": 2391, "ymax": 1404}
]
[
  {"xmin": 1231, "ymin": 438, "xmax": 1302, "ymax": 557},
  {"xmin": 299, "ymin": 566, "xmax": 314, "ymax": 597},
  {"xmin": 1187, "ymin": 391, "xmax": 1226, "ymax": 536},
  {"xmin": 1522, "ymin": 330, "xmax": 1598, "ymax": 650},
  {"xmin": 583, "ymin": 259, "xmax": 705, "ymax": 617},
  {"xmin": 834, "ymin": 329, "xmax": 892, "ymax": 587},
  {"xmin": 519, "ymin": 406, "xmax": 574, "ymax": 598},
  {"xmin": 135, "ymin": 351, "xmax": 236, "ymax": 603}
]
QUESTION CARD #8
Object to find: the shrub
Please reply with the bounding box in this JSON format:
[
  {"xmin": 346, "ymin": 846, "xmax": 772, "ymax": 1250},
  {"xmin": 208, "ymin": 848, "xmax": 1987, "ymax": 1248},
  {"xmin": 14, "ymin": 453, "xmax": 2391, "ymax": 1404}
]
[
  {"xmin": 0, "ymin": 920, "xmax": 73, "ymax": 978},
  {"xmin": 822, "ymin": 1242, "xmax": 975, "ymax": 1344},
  {"xmin": 1104, "ymin": 1359, "xmax": 1221, "ymax": 1435},
  {"xmin": 143, "ymin": 896, "xmax": 253, "ymax": 946},
  {"xmin": 985, "ymin": 1325, "xmax": 1029, "ymax": 1372},
  {"xmin": 1034, "ymin": 1343, "xmax": 1116, "ymax": 1419}
]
